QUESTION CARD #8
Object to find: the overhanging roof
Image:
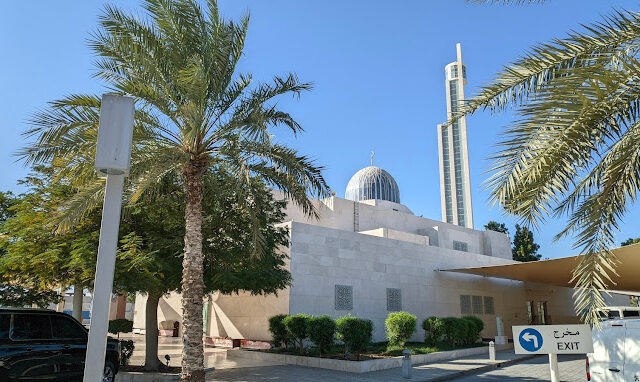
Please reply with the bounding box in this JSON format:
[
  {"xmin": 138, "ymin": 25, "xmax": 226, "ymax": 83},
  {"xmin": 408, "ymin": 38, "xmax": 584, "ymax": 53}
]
[{"xmin": 442, "ymin": 243, "xmax": 640, "ymax": 293}]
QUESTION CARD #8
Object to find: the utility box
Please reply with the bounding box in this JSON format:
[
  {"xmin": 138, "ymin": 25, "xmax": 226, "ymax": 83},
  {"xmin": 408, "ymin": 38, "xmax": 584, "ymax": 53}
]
[{"xmin": 95, "ymin": 94, "xmax": 135, "ymax": 176}]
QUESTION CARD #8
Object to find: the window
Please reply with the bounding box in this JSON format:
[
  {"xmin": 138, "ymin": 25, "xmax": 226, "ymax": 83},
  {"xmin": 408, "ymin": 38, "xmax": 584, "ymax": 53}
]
[
  {"xmin": 386, "ymin": 288, "xmax": 402, "ymax": 311},
  {"xmin": 537, "ymin": 301, "xmax": 548, "ymax": 324},
  {"xmin": 51, "ymin": 315, "xmax": 85, "ymax": 339},
  {"xmin": 484, "ymin": 296, "xmax": 495, "ymax": 315},
  {"xmin": 0, "ymin": 314, "xmax": 9, "ymax": 340},
  {"xmin": 335, "ymin": 285, "xmax": 353, "ymax": 310},
  {"xmin": 607, "ymin": 310, "xmax": 621, "ymax": 319},
  {"xmin": 624, "ymin": 310, "xmax": 640, "ymax": 318},
  {"xmin": 450, "ymin": 65, "xmax": 458, "ymax": 79},
  {"xmin": 453, "ymin": 241, "xmax": 468, "ymax": 252},
  {"xmin": 472, "ymin": 296, "xmax": 483, "ymax": 314},
  {"xmin": 526, "ymin": 301, "xmax": 535, "ymax": 325},
  {"xmin": 460, "ymin": 295, "xmax": 471, "ymax": 314},
  {"xmin": 11, "ymin": 314, "xmax": 52, "ymax": 340}
]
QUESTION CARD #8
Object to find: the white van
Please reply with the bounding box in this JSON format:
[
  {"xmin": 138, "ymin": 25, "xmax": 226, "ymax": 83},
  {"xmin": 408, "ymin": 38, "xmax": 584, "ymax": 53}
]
[
  {"xmin": 598, "ymin": 306, "xmax": 640, "ymax": 320},
  {"xmin": 587, "ymin": 319, "xmax": 640, "ymax": 381}
]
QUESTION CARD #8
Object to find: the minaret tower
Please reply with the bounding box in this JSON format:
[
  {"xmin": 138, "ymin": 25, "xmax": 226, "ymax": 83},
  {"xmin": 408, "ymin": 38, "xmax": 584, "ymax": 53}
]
[{"xmin": 437, "ymin": 43, "xmax": 474, "ymax": 229}]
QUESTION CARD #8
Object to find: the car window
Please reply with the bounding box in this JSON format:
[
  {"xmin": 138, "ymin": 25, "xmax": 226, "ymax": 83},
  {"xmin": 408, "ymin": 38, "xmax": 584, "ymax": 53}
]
[
  {"xmin": 51, "ymin": 314, "xmax": 86, "ymax": 339},
  {"xmin": 608, "ymin": 310, "xmax": 621, "ymax": 318},
  {"xmin": 11, "ymin": 313, "xmax": 52, "ymax": 340},
  {"xmin": 0, "ymin": 314, "xmax": 10, "ymax": 339},
  {"xmin": 623, "ymin": 310, "xmax": 640, "ymax": 317}
]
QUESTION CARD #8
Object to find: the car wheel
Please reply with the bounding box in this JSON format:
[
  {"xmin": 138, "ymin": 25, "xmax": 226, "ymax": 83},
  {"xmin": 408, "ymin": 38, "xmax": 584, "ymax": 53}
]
[{"xmin": 103, "ymin": 361, "xmax": 116, "ymax": 382}]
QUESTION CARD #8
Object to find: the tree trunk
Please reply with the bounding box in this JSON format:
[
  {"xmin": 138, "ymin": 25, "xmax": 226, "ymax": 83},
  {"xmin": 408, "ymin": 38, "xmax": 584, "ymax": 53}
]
[
  {"xmin": 72, "ymin": 285, "xmax": 83, "ymax": 321},
  {"xmin": 144, "ymin": 291, "xmax": 163, "ymax": 371},
  {"xmin": 56, "ymin": 284, "xmax": 66, "ymax": 312},
  {"xmin": 180, "ymin": 163, "xmax": 206, "ymax": 382}
]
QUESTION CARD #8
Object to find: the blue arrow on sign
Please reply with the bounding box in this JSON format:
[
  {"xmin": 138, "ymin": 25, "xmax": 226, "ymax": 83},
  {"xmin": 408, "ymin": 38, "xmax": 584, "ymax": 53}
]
[{"xmin": 519, "ymin": 328, "xmax": 543, "ymax": 352}]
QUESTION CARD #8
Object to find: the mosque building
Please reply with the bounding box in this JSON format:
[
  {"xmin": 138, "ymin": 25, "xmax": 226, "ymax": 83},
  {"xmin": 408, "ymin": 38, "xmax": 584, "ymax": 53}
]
[
  {"xmin": 132, "ymin": 44, "xmax": 620, "ymax": 344},
  {"xmin": 133, "ymin": 162, "xmax": 583, "ymax": 343}
]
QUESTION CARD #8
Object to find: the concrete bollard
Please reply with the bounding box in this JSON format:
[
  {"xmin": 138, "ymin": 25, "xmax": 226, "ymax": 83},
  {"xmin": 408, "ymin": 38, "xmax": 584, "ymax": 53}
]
[
  {"xmin": 489, "ymin": 341, "xmax": 496, "ymax": 361},
  {"xmin": 402, "ymin": 349, "xmax": 412, "ymax": 379}
]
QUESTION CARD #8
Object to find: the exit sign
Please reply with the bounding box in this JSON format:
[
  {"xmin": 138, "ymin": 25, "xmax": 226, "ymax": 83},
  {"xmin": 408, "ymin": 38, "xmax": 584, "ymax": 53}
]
[{"xmin": 512, "ymin": 325, "xmax": 593, "ymax": 354}]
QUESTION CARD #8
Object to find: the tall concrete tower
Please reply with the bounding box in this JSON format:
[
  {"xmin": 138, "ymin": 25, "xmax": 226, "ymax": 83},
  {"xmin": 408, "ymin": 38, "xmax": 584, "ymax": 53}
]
[{"xmin": 437, "ymin": 43, "xmax": 474, "ymax": 229}]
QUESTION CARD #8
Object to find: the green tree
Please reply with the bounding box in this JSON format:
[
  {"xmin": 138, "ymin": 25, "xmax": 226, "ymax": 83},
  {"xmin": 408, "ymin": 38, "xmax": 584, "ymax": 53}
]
[
  {"xmin": 20, "ymin": 1, "xmax": 328, "ymax": 379},
  {"xmin": 621, "ymin": 238, "xmax": 640, "ymax": 246},
  {"xmin": 283, "ymin": 314, "xmax": 311, "ymax": 355},
  {"xmin": 512, "ymin": 224, "xmax": 541, "ymax": 262},
  {"xmin": 335, "ymin": 315, "xmax": 373, "ymax": 360},
  {"xmin": 453, "ymin": 2, "xmax": 640, "ymax": 323},
  {"xmin": 484, "ymin": 221, "xmax": 509, "ymax": 234},
  {"xmin": 0, "ymin": 170, "xmax": 98, "ymax": 308},
  {"xmin": 0, "ymin": 191, "xmax": 16, "ymax": 225},
  {"xmin": 1, "ymin": 170, "xmax": 292, "ymax": 371},
  {"xmin": 306, "ymin": 315, "xmax": 335, "ymax": 356}
]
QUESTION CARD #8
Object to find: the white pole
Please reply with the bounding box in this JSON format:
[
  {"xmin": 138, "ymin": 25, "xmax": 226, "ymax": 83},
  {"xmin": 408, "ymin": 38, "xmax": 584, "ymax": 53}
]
[
  {"xmin": 83, "ymin": 174, "xmax": 125, "ymax": 381},
  {"xmin": 548, "ymin": 353, "xmax": 559, "ymax": 382}
]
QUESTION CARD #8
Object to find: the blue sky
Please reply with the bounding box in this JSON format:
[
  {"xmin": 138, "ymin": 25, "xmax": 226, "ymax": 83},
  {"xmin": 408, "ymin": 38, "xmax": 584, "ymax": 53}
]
[{"xmin": 1, "ymin": 0, "xmax": 638, "ymax": 258}]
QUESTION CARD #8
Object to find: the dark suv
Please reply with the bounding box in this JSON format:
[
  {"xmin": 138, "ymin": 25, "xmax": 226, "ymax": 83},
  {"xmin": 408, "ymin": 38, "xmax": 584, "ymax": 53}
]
[{"xmin": 0, "ymin": 308, "xmax": 120, "ymax": 381}]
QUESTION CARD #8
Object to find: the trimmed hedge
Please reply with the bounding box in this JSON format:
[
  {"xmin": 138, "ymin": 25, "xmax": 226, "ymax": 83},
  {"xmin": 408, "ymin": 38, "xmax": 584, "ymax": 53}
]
[
  {"xmin": 437, "ymin": 316, "xmax": 483, "ymax": 346},
  {"xmin": 385, "ymin": 312, "xmax": 417, "ymax": 347},
  {"xmin": 283, "ymin": 313, "xmax": 311, "ymax": 354},
  {"xmin": 268, "ymin": 314, "xmax": 290, "ymax": 349},
  {"xmin": 336, "ymin": 314, "xmax": 373, "ymax": 359},
  {"xmin": 108, "ymin": 319, "xmax": 133, "ymax": 338},
  {"xmin": 422, "ymin": 316, "xmax": 445, "ymax": 346},
  {"xmin": 462, "ymin": 315, "xmax": 484, "ymax": 343},
  {"xmin": 307, "ymin": 315, "xmax": 336, "ymax": 355}
]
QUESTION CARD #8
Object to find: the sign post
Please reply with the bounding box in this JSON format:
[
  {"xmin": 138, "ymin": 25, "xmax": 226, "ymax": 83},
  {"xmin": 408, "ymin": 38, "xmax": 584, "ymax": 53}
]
[
  {"xmin": 512, "ymin": 324, "xmax": 593, "ymax": 382},
  {"xmin": 83, "ymin": 94, "xmax": 134, "ymax": 382}
]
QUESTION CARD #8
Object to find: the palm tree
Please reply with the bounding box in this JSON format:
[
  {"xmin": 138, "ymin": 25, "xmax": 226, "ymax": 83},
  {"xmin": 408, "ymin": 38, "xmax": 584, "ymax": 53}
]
[
  {"xmin": 20, "ymin": 0, "xmax": 329, "ymax": 380},
  {"xmin": 452, "ymin": 6, "xmax": 640, "ymax": 324}
]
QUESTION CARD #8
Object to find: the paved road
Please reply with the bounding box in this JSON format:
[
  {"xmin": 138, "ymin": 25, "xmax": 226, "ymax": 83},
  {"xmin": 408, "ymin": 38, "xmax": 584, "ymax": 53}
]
[{"xmin": 455, "ymin": 354, "xmax": 586, "ymax": 382}]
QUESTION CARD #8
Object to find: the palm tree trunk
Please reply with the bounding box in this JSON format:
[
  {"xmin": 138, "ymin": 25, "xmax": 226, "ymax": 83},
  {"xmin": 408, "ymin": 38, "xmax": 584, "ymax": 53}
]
[
  {"xmin": 180, "ymin": 163, "xmax": 205, "ymax": 382},
  {"xmin": 72, "ymin": 284, "xmax": 83, "ymax": 321},
  {"xmin": 144, "ymin": 291, "xmax": 163, "ymax": 371}
]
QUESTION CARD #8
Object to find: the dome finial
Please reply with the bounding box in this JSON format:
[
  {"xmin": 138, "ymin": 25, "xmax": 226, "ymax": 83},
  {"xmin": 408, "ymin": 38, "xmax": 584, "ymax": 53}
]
[{"xmin": 370, "ymin": 150, "xmax": 375, "ymax": 166}]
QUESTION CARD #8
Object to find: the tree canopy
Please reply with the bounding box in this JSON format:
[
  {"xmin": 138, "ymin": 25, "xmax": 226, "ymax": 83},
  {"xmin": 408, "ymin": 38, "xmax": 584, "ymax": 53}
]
[
  {"xmin": 512, "ymin": 224, "xmax": 542, "ymax": 262},
  {"xmin": 484, "ymin": 221, "xmax": 509, "ymax": 234},
  {"xmin": 621, "ymin": 238, "xmax": 640, "ymax": 247}
]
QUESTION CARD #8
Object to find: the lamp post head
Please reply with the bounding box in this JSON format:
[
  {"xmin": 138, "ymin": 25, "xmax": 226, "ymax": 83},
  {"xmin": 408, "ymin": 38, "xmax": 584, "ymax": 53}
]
[{"xmin": 95, "ymin": 94, "xmax": 135, "ymax": 176}]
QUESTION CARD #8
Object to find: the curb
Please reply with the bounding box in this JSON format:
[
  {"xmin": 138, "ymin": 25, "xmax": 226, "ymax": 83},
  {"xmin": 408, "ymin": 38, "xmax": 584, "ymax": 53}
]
[{"xmin": 419, "ymin": 354, "xmax": 542, "ymax": 382}]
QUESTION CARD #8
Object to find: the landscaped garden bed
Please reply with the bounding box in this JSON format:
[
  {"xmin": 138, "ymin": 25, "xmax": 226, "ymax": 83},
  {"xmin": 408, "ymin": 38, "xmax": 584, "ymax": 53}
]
[
  {"xmin": 231, "ymin": 311, "xmax": 508, "ymax": 373},
  {"xmin": 258, "ymin": 341, "xmax": 485, "ymax": 361}
]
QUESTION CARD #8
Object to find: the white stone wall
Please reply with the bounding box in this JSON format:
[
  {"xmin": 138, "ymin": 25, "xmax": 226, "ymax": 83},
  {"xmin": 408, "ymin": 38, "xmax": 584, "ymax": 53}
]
[
  {"xmin": 279, "ymin": 193, "xmax": 511, "ymax": 259},
  {"xmin": 287, "ymin": 221, "xmax": 579, "ymax": 342}
]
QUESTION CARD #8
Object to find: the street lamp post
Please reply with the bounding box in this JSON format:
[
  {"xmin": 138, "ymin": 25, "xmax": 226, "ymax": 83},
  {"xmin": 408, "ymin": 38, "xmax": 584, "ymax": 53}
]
[{"xmin": 83, "ymin": 94, "xmax": 134, "ymax": 382}]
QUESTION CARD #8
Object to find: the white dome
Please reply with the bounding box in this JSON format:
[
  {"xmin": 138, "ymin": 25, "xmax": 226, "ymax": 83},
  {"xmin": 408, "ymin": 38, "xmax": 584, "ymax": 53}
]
[{"xmin": 345, "ymin": 166, "xmax": 400, "ymax": 203}]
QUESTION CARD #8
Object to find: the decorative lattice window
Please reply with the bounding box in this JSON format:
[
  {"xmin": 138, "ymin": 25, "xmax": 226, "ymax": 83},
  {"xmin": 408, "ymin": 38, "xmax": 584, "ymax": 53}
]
[
  {"xmin": 386, "ymin": 288, "xmax": 402, "ymax": 311},
  {"xmin": 484, "ymin": 296, "xmax": 495, "ymax": 315},
  {"xmin": 335, "ymin": 285, "xmax": 353, "ymax": 310},
  {"xmin": 453, "ymin": 241, "xmax": 468, "ymax": 252},
  {"xmin": 460, "ymin": 295, "xmax": 471, "ymax": 314},
  {"xmin": 472, "ymin": 295, "xmax": 483, "ymax": 314}
]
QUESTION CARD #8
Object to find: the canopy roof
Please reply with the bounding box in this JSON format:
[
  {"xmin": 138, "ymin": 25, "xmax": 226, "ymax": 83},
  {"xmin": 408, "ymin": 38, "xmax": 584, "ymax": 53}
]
[{"xmin": 442, "ymin": 243, "xmax": 640, "ymax": 294}]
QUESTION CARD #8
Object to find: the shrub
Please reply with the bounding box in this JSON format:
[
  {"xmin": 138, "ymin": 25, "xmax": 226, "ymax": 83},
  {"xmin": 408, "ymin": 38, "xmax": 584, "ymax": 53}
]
[
  {"xmin": 108, "ymin": 319, "xmax": 133, "ymax": 339},
  {"xmin": 441, "ymin": 317, "xmax": 465, "ymax": 346},
  {"xmin": 462, "ymin": 315, "xmax": 484, "ymax": 343},
  {"xmin": 268, "ymin": 314, "xmax": 290, "ymax": 349},
  {"xmin": 385, "ymin": 311, "xmax": 417, "ymax": 347},
  {"xmin": 307, "ymin": 315, "xmax": 336, "ymax": 356},
  {"xmin": 422, "ymin": 316, "xmax": 445, "ymax": 346},
  {"xmin": 336, "ymin": 314, "xmax": 373, "ymax": 360},
  {"xmin": 283, "ymin": 313, "xmax": 311, "ymax": 354},
  {"xmin": 120, "ymin": 339, "xmax": 135, "ymax": 366}
]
